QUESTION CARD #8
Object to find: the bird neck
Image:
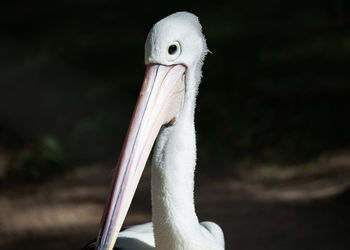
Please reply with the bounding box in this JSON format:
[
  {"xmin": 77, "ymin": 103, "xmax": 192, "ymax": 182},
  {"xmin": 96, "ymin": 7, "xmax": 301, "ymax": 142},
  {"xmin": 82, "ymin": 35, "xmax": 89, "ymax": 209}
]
[{"xmin": 151, "ymin": 69, "xmax": 202, "ymax": 249}]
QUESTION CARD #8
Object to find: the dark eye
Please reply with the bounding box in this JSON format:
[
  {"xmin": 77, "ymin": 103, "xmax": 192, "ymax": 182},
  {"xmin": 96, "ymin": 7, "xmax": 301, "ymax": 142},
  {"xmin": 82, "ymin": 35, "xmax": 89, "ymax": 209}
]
[
  {"xmin": 168, "ymin": 44, "xmax": 178, "ymax": 55},
  {"xmin": 166, "ymin": 41, "xmax": 181, "ymax": 61}
]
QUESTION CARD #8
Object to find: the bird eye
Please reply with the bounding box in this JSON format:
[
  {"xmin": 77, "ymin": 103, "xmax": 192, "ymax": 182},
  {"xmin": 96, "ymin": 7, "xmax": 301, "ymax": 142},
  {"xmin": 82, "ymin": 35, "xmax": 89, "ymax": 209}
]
[
  {"xmin": 168, "ymin": 44, "xmax": 177, "ymax": 55},
  {"xmin": 166, "ymin": 41, "xmax": 181, "ymax": 61}
]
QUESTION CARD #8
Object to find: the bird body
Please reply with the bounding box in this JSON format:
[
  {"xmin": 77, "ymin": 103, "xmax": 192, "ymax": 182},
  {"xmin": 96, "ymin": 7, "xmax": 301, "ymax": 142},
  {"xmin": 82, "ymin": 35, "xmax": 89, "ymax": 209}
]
[{"xmin": 92, "ymin": 12, "xmax": 225, "ymax": 250}]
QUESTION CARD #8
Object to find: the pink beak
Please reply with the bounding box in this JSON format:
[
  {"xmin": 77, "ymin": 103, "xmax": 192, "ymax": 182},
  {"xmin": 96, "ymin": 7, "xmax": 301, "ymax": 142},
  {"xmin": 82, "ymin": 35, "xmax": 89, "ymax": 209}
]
[{"xmin": 95, "ymin": 64, "xmax": 186, "ymax": 250}]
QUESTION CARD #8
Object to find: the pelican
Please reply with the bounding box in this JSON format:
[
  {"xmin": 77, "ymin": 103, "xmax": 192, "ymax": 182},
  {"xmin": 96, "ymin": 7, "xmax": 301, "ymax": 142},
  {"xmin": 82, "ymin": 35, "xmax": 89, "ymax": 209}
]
[{"xmin": 88, "ymin": 12, "xmax": 225, "ymax": 250}]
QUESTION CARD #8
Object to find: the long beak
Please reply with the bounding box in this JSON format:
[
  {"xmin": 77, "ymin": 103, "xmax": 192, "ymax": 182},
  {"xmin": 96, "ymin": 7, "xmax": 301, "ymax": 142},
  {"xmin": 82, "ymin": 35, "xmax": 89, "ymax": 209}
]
[{"xmin": 95, "ymin": 64, "xmax": 186, "ymax": 250}]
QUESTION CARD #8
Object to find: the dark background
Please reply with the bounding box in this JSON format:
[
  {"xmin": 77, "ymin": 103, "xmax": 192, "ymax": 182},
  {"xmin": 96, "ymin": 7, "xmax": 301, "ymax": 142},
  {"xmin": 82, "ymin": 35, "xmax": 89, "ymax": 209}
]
[
  {"xmin": 1, "ymin": 0, "xmax": 350, "ymax": 174},
  {"xmin": 0, "ymin": 1, "xmax": 350, "ymax": 250}
]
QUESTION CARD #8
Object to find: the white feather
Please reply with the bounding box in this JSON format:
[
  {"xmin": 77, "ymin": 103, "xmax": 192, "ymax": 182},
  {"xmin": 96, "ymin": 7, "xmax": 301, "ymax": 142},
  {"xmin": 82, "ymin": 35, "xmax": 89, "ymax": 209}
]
[{"xmin": 114, "ymin": 11, "xmax": 225, "ymax": 250}]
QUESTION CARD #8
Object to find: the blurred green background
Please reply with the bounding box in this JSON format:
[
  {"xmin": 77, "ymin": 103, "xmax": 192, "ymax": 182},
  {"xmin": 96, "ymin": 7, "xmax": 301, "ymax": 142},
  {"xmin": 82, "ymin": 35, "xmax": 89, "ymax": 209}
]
[{"xmin": 1, "ymin": 0, "xmax": 350, "ymax": 180}]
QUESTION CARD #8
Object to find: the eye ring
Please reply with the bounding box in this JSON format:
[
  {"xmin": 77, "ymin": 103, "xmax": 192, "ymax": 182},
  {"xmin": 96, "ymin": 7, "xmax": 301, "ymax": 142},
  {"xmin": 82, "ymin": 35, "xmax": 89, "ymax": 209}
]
[{"xmin": 166, "ymin": 41, "xmax": 181, "ymax": 61}]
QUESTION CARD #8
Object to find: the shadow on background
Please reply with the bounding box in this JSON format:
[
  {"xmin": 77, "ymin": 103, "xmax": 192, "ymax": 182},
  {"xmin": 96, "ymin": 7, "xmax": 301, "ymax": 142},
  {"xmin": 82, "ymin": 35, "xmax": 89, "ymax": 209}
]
[{"xmin": 0, "ymin": 163, "xmax": 349, "ymax": 250}]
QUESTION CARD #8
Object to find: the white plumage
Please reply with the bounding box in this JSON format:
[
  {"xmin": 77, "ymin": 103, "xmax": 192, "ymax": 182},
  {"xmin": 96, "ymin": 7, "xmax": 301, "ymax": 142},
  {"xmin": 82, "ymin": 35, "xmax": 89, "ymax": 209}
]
[{"xmin": 94, "ymin": 12, "xmax": 225, "ymax": 250}]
